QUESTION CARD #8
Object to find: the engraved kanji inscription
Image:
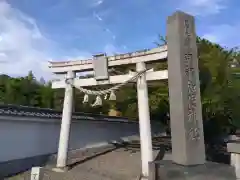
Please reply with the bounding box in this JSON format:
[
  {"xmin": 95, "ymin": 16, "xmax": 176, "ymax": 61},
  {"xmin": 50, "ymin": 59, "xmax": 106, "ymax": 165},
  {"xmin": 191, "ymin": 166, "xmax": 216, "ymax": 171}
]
[
  {"xmin": 188, "ymin": 127, "xmax": 201, "ymax": 141},
  {"xmin": 183, "ymin": 18, "xmax": 200, "ymax": 141}
]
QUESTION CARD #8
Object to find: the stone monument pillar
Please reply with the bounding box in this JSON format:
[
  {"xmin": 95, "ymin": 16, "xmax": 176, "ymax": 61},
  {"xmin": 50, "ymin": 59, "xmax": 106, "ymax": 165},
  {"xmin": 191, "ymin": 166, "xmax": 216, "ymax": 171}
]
[{"xmin": 167, "ymin": 11, "xmax": 205, "ymax": 165}]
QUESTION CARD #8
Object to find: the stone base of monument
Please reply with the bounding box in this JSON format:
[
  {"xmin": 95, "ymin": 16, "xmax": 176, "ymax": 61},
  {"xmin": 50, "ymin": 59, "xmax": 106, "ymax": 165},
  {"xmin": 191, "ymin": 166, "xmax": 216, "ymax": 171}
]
[{"xmin": 152, "ymin": 160, "xmax": 236, "ymax": 180}]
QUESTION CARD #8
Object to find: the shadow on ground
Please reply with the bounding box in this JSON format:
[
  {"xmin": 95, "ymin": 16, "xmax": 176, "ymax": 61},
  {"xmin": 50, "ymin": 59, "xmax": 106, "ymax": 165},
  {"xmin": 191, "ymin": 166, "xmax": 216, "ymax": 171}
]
[
  {"xmin": 69, "ymin": 136, "xmax": 231, "ymax": 171},
  {"xmin": 68, "ymin": 143, "xmax": 123, "ymax": 170},
  {"xmin": 6, "ymin": 136, "xmax": 231, "ymax": 180},
  {"xmin": 68, "ymin": 136, "xmax": 170, "ymax": 171}
]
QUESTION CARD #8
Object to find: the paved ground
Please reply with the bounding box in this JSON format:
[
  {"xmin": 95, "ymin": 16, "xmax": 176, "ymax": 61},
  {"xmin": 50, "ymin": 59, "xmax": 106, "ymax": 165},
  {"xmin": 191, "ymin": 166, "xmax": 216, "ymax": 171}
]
[
  {"xmin": 157, "ymin": 160, "xmax": 236, "ymax": 180},
  {"xmin": 44, "ymin": 148, "xmax": 161, "ymax": 180},
  {"xmin": 6, "ymin": 136, "xmax": 234, "ymax": 180},
  {"xmin": 6, "ymin": 138, "xmax": 170, "ymax": 180},
  {"xmin": 7, "ymin": 149, "xmax": 168, "ymax": 180}
]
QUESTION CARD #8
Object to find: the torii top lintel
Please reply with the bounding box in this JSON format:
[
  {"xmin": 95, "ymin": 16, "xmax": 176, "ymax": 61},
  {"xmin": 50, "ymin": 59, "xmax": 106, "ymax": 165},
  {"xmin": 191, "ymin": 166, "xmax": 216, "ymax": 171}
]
[{"xmin": 48, "ymin": 45, "xmax": 168, "ymax": 74}]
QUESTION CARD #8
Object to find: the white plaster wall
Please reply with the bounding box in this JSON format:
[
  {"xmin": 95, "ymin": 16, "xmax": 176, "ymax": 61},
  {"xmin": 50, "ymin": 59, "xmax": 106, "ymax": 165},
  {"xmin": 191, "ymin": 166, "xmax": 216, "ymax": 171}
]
[
  {"xmin": 0, "ymin": 118, "xmax": 60, "ymax": 162},
  {"xmin": 0, "ymin": 116, "xmax": 162, "ymax": 163}
]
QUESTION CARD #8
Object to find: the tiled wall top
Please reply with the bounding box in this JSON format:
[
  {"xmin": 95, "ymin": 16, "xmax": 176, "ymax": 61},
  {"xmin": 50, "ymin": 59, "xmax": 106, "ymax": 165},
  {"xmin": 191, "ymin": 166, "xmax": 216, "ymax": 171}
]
[{"xmin": 0, "ymin": 104, "xmax": 136, "ymax": 123}]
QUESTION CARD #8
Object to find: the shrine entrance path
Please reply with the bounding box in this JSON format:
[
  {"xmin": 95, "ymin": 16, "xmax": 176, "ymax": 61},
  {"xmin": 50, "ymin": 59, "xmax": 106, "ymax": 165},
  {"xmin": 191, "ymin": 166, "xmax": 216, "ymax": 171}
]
[{"xmin": 7, "ymin": 137, "xmax": 171, "ymax": 180}]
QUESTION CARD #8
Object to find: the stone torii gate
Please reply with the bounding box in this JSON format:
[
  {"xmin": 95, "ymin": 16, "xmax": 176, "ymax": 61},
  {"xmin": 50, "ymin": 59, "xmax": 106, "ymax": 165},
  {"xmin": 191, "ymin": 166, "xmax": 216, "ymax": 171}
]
[{"xmin": 49, "ymin": 11, "xmax": 205, "ymax": 179}]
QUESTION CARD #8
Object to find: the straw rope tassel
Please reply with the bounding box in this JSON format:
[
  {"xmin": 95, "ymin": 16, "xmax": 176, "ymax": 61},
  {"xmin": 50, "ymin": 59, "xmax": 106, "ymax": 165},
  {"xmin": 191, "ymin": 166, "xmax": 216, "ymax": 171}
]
[
  {"xmin": 92, "ymin": 96, "xmax": 102, "ymax": 107},
  {"xmin": 109, "ymin": 91, "xmax": 116, "ymax": 101},
  {"xmin": 104, "ymin": 94, "xmax": 108, "ymax": 100},
  {"xmin": 83, "ymin": 94, "xmax": 89, "ymax": 103}
]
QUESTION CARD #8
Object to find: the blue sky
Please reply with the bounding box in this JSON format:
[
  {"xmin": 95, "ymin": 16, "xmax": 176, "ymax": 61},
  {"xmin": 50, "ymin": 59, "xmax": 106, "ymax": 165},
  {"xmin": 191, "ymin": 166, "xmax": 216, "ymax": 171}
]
[{"xmin": 0, "ymin": 0, "xmax": 239, "ymax": 78}]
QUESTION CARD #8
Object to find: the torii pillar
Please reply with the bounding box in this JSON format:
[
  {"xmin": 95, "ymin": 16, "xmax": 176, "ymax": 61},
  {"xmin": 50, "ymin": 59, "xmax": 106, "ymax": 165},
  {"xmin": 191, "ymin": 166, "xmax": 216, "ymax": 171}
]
[{"xmin": 56, "ymin": 71, "xmax": 75, "ymax": 170}]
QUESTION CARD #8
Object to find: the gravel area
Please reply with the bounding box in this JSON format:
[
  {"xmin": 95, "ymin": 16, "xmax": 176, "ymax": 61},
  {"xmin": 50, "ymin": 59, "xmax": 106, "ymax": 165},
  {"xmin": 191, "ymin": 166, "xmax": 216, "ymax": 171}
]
[
  {"xmin": 41, "ymin": 148, "xmax": 164, "ymax": 180},
  {"xmin": 6, "ymin": 149, "xmax": 163, "ymax": 180},
  {"xmin": 6, "ymin": 136, "xmax": 232, "ymax": 180},
  {"xmin": 6, "ymin": 139, "xmax": 167, "ymax": 180}
]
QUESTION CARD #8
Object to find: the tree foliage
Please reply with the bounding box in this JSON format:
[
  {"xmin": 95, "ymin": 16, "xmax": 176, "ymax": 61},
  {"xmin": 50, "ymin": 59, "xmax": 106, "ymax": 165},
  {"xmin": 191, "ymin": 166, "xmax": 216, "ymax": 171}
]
[{"xmin": 0, "ymin": 37, "xmax": 240, "ymax": 137}]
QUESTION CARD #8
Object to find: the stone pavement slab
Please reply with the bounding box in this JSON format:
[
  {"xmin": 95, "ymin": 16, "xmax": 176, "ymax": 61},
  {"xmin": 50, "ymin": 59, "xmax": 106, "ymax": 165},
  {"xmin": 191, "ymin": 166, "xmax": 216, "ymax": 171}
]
[{"xmin": 156, "ymin": 160, "xmax": 236, "ymax": 180}]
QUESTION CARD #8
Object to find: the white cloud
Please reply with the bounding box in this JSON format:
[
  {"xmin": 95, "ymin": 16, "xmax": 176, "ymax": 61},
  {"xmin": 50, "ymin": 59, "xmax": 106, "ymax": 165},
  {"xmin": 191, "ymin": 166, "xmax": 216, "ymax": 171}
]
[
  {"xmin": 93, "ymin": 12, "xmax": 103, "ymax": 21},
  {"xmin": 202, "ymin": 24, "xmax": 240, "ymax": 48},
  {"xmin": 0, "ymin": 1, "xmax": 127, "ymax": 80},
  {"xmin": 93, "ymin": 0, "xmax": 104, "ymax": 6},
  {"xmin": 0, "ymin": 1, "xmax": 53, "ymax": 79},
  {"xmin": 0, "ymin": 1, "xmax": 91, "ymax": 80},
  {"xmin": 202, "ymin": 34, "xmax": 219, "ymax": 43},
  {"xmin": 88, "ymin": 0, "xmax": 104, "ymax": 8},
  {"xmin": 179, "ymin": 0, "xmax": 227, "ymax": 16},
  {"xmin": 104, "ymin": 44, "xmax": 121, "ymax": 55}
]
